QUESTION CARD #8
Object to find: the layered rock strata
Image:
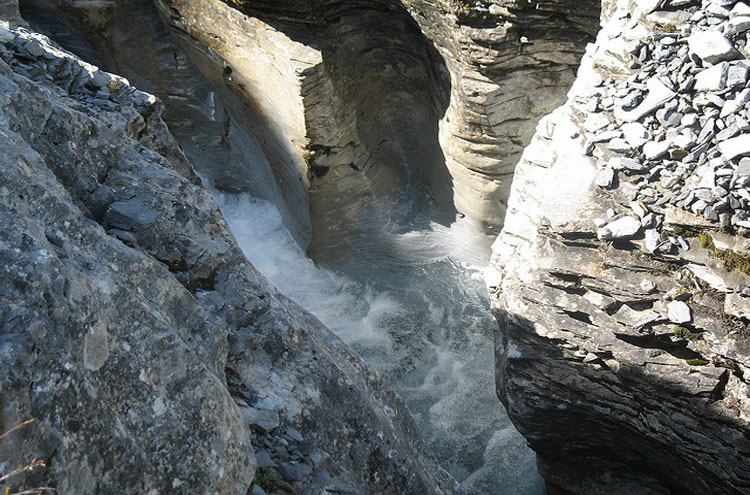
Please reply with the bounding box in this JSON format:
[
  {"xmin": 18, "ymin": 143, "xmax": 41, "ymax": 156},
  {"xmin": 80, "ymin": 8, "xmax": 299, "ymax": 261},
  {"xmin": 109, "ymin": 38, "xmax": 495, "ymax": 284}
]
[
  {"xmin": 490, "ymin": 0, "xmax": 750, "ymax": 493},
  {"xmin": 403, "ymin": 0, "xmax": 601, "ymax": 232},
  {"xmin": 0, "ymin": 19, "xmax": 457, "ymax": 495},
  {"xmin": 134, "ymin": 0, "xmax": 601, "ymax": 253}
]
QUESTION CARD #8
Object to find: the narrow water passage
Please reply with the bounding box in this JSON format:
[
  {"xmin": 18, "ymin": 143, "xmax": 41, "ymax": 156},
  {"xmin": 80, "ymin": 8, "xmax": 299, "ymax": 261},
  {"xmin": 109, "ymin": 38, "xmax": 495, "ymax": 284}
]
[
  {"xmin": 18, "ymin": 2, "xmax": 544, "ymax": 491},
  {"xmin": 211, "ymin": 176, "xmax": 545, "ymax": 494}
]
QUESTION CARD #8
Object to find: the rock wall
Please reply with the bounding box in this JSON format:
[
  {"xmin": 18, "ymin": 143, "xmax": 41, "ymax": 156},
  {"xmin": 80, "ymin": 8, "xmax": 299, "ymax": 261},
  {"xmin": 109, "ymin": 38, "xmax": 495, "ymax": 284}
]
[
  {"xmin": 26, "ymin": 0, "xmax": 315, "ymax": 247},
  {"xmin": 489, "ymin": 0, "xmax": 750, "ymax": 493},
  {"xmin": 403, "ymin": 0, "xmax": 601, "ymax": 232},
  {"xmin": 0, "ymin": 17, "xmax": 458, "ymax": 495},
  {"xmin": 174, "ymin": 0, "xmax": 456, "ymax": 258},
  {"xmin": 137, "ymin": 0, "xmax": 601, "ymax": 253}
]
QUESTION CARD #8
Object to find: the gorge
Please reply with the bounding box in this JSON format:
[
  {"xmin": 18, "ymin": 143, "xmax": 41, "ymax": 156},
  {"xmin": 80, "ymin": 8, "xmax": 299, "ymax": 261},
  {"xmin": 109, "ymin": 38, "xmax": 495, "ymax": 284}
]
[{"xmin": 1, "ymin": 0, "xmax": 750, "ymax": 494}]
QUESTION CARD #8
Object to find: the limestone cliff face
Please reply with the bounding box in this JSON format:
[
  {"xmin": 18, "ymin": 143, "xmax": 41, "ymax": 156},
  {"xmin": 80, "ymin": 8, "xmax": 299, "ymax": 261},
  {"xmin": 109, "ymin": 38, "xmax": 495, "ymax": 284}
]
[
  {"xmin": 0, "ymin": 15, "xmax": 457, "ymax": 495},
  {"xmin": 126, "ymin": 0, "xmax": 601, "ymax": 254},
  {"xmin": 403, "ymin": 0, "xmax": 601, "ymax": 231},
  {"xmin": 489, "ymin": 1, "xmax": 750, "ymax": 493}
]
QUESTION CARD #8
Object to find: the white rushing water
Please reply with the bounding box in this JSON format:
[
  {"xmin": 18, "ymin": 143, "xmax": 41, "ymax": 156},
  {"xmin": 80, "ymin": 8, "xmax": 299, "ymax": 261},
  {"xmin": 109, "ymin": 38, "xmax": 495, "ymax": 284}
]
[{"xmin": 211, "ymin": 184, "xmax": 545, "ymax": 494}]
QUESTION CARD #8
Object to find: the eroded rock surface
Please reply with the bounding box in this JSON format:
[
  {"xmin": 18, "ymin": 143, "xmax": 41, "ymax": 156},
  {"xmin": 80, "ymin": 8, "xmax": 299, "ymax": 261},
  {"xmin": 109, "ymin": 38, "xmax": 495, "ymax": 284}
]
[
  {"xmin": 0, "ymin": 19, "xmax": 457, "ymax": 495},
  {"xmin": 489, "ymin": 0, "xmax": 750, "ymax": 493},
  {"xmin": 133, "ymin": 0, "xmax": 601, "ymax": 254}
]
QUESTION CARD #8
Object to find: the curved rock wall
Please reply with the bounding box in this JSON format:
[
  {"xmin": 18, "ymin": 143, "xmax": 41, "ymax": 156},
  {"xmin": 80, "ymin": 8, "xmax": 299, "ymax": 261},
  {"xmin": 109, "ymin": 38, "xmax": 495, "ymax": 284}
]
[
  {"xmin": 403, "ymin": 0, "xmax": 601, "ymax": 232},
  {"xmin": 205, "ymin": 0, "xmax": 456, "ymax": 257},
  {"xmin": 146, "ymin": 0, "xmax": 600, "ymax": 251},
  {"xmin": 489, "ymin": 0, "xmax": 750, "ymax": 493}
]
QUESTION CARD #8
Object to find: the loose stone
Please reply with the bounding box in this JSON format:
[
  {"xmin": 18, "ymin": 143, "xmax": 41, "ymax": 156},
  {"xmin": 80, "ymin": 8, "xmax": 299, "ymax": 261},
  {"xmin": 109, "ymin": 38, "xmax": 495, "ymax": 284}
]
[
  {"xmin": 688, "ymin": 31, "xmax": 738, "ymax": 64},
  {"xmin": 598, "ymin": 215, "xmax": 642, "ymax": 240},
  {"xmin": 644, "ymin": 139, "xmax": 670, "ymax": 160},
  {"xmin": 667, "ymin": 300, "xmax": 692, "ymax": 324},
  {"xmin": 718, "ymin": 134, "xmax": 750, "ymax": 161},
  {"xmin": 595, "ymin": 167, "xmax": 617, "ymax": 189}
]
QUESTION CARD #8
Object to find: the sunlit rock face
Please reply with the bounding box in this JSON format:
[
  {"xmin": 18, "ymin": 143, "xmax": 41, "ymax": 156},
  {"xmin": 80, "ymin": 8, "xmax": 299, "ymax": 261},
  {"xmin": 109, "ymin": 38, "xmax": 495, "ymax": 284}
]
[
  {"xmin": 489, "ymin": 0, "xmax": 750, "ymax": 493},
  {"xmin": 403, "ymin": 0, "xmax": 601, "ymax": 232},
  {"xmin": 182, "ymin": 0, "xmax": 600, "ymax": 247}
]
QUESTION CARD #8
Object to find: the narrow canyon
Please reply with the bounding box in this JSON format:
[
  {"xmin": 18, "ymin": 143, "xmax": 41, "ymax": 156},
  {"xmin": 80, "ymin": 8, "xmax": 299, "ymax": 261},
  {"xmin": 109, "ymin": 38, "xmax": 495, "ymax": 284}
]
[{"xmin": 1, "ymin": 0, "xmax": 749, "ymax": 494}]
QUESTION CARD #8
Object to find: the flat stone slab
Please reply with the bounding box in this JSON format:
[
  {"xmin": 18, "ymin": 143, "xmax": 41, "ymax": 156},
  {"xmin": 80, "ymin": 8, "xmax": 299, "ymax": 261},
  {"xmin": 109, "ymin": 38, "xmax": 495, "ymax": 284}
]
[
  {"xmin": 687, "ymin": 263, "xmax": 729, "ymax": 292},
  {"xmin": 598, "ymin": 215, "xmax": 642, "ymax": 240},
  {"xmin": 695, "ymin": 62, "xmax": 728, "ymax": 92},
  {"xmin": 718, "ymin": 134, "xmax": 750, "ymax": 161},
  {"xmin": 688, "ymin": 31, "xmax": 738, "ymax": 64},
  {"xmin": 240, "ymin": 406, "xmax": 280, "ymax": 432},
  {"xmin": 614, "ymin": 77, "xmax": 675, "ymax": 123}
]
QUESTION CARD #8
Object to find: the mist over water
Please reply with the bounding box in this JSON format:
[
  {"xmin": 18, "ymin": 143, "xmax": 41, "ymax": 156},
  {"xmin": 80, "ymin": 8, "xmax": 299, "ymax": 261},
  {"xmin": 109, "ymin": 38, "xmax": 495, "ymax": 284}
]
[{"xmin": 213, "ymin": 186, "xmax": 545, "ymax": 495}]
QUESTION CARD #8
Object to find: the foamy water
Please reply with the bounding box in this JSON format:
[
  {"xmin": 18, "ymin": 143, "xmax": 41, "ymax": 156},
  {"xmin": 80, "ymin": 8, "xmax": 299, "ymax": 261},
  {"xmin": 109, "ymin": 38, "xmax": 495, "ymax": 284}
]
[{"xmin": 212, "ymin": 188, "xmax": 545, "ymax": 495}]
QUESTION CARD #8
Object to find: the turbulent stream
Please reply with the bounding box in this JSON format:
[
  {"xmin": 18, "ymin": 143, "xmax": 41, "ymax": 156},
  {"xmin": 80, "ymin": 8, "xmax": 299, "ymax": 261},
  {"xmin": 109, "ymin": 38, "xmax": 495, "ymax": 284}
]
[
  {"xmin": 20, "ymin": 4, "xmax": 544, "ymax": 489},
  {"xmin": 207, "ymin": 133, "xmax": 545, "ymax": 495}
]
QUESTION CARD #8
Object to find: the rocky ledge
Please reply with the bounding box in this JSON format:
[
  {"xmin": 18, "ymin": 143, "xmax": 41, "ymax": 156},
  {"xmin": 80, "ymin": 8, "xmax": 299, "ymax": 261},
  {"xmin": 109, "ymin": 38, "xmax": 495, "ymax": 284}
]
[
  {"xmin": 489, "ymin": 0, "xmax": 750, "ymax": 493},
  {"xmin": 0, "ymin": 13, "xmax": 456, "ymax": 495}
]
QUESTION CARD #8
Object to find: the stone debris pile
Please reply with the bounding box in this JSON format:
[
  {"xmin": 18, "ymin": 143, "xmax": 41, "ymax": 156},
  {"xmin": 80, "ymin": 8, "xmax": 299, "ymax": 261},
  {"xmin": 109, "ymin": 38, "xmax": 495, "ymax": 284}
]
[
  {"xmin": 582, "ymin": 0, "xmax": 750, "ymax": 247},
  {"xmin": 578, "ymin": 0, "xmax": 750, "ymax": 326}
]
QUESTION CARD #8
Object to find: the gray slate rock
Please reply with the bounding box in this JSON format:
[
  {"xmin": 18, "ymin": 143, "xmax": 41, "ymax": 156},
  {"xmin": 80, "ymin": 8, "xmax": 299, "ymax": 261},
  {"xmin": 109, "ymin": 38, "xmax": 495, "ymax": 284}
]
[
  {"xmin": 719, "ymin": 134, "xmax": 750, "ymax": 161},
  {"xmin": 694, "ymin": 62, "xmax": 728, "ymax": 91},
  {"xmin": 595, "ymin": 167, "xmax": 617, "ymax": 189},
  {"xmin": 614, "ymin": 77, "xmax": 675, "ymax": 122}
]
